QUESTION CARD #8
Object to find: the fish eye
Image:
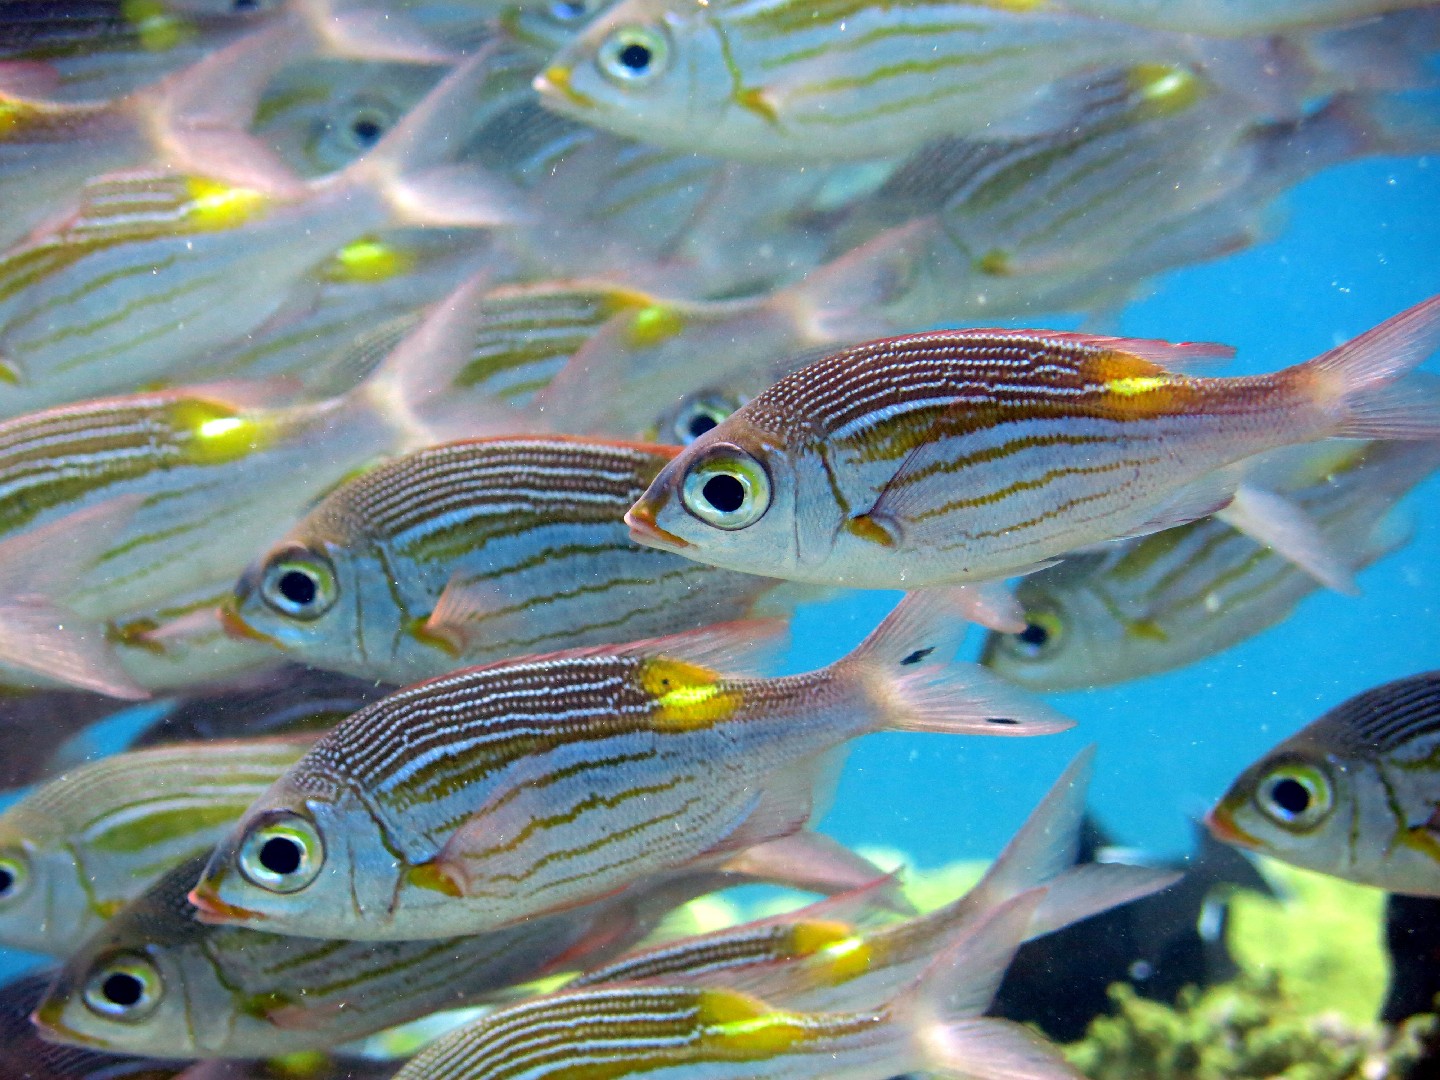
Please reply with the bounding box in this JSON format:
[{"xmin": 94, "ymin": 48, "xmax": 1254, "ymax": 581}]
[
  {"xmin": 681, "ymin": 445, "xmax": 771, "ymax": 530},
  {"xmin": 0, "ymin": 850, "xmax": 28, "ymax": 905},
  {"xmin": 597, "ymin": 25, "xmax": 670, "ymax": 85},
  {"xmin": 259, "ymin": 546, "xmax": 337, "ymax": 621},
  {"xmin": 237, "ymin": 811, "xmax": 325, "ymax": 893},
  {"xmin": 83, "ymin": 955, "xmax": 163, "ymax": 1022},
  {"xmin": 1255, "ymin": 762, "xmax": 1333, "ymax": 832},
  {"xmin": 670, "ymin": 394, "xmax": 741, "ymax": 446},
  {"xmin": 1010, "ymin": 609, "xmax": 1063, "ymax": 659},
  {"xmin": 338, "ymin": 100, "xmax": 399, "ymax": 154}
]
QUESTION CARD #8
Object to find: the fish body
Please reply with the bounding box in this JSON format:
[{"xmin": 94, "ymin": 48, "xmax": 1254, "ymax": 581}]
[
  {"xmin": 31, "ymin": 853, "xmax": 741, "ymax": 1058},
  {"xmin": 226, "ymin": 436, "xmax": 786, "ymax": 684},
  {"xmin": 1208, "ymin": 671, "xmax": 1440, "ymax": 896},
  {"xmin": 191, "ymin": 589, "xmax": 1070, "ymax": 939},
  {"xmin": 0, "ymin": 736, "xmax": 311, "ymax": 954},
  {"xmin": 535, "ymin": 0, "xmax": 1277, "ymax": 163},
  {"xmin": 387, "ymin": 887, "xmax": 1081, "ymax": 1080},
  {"xmin": 1057, "ymin": 0, "xmax": 1439, "ymax": 35},
  {"xmin": 625, "ymin": 298, "xmax": 1440, "ymax": 589},
  {"xmin": 982, "ymin": 440, "xmax": 1440, "ymax": 690}
]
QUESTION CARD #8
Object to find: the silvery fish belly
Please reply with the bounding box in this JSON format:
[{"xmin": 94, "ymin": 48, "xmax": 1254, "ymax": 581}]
[
  {"xmin": 536, "ymin": 0, "xmax": 1201, "ymax": 162},
  {"xmin": 30, "ymin": 852, "xmax": 724, "ymax": 1059},
  {"xmin": 190, "ymin": 590, "xmax": 1071, "ymax": 939},
  {"xmin": 0, "ymin": 737, "xmax": 312, "ymax": 955},
  {"xmin": 225, "ymin": 436, "xmax": 786, "ymax": 684},
  {"xmin": 625, "ymin": 298, "xmax": 1440, "ymax": 589},
  {"xmin": 982, "ymin": 440, "xmax": 1440, "ymax": 691},
  {"xmin": 1208, "ymin": 672, "xmax": 1440, "ymax": 897}
]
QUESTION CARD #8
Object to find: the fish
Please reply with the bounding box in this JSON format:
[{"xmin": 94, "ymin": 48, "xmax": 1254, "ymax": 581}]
[
  {"xmin": 625, "ymin": 295, "xmax": 1440, "ymax": 591},
  {"xmin": 1207, "ymin": 671, "xmax": 1440, "ymax": 897},
  {"xmin": 569, "ymin": 748, "xmax": 1179, "ymax": 1013},
  {"xmin": 1053, "ymin": 0, "xmax": 1439, "ymax": 36},
  {"xmin": 190, "ymin": 588, "xmax": 1071, "ymax": 939},
  {"xmin": 0, "ymin": 735, "xmax": 313, "ymax": 954},
  {"xmin": 386, "ymin": 887, "xmax": 1082, "ymax": 1080},
  {"xmin": 533, "ymin": 0, "xmax": 1323, "ymax": 164},
  {"xmin": 992, "ymin": 817, "xmax": 1273, "ymax": 1041},
  {"xmin": 222, "ymin": 436, "xmax": 789, "ymax": 684},
  {"xmin": 0, "ymin": 47, "xmax": 524, "ymax": 414},
  {"xmin": 981, "ymin": 440, "xmax": 1440, "ymax": 691},
  {"xmin": 33, "ymin": 842, "xmax": 890, "ymax": 1057},
  {"xmin": 0, "ymin": 971, "xmax": 179, "ymax": 1080}
]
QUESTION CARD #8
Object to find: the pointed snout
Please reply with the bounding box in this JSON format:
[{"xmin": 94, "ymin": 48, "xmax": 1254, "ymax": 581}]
[{"xmin": 625, "ymin": 498, "xmax": 691, "ymax": 550}]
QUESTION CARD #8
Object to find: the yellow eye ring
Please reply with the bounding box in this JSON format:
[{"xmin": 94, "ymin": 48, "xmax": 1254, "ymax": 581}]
[
  {"xmin": 1010, "ymin": 608, "xmax": 1063, "ymax": 659},
  {"xmin": 83, "ymin": 954, "xmax": 163, "ymax": 1022},
  {"xmin": 259, "ymin": 545, "xmax": 337, "ymax": 621},
  {"xmin": 681, "ymin": 445, "xmax": 771, "ymax": 530},
  {"xmin": 1255, "ymin": 761, "xmax": 1333, "ymax": 832},
  {"xmin": 669, "ymin": 394, "xmax": 741, "ymax": 446},
  {"xmin": 597, "ymin": 24, "xmax": 670, "ymax": 85},
  {"xmin": 237, "ymin": 811, "xmax": 325, "ymax": 893},
  {"xmin": 0, "ymin": 850, "xmax": 28, "ymax": 906}
]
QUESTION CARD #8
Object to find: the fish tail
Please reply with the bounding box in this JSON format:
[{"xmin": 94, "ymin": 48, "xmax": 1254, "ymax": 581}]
[
  {"xmin": 894, "ymin": 890, "xmax": 1082, "ymax": 1080},
  {"xmin": 775, "ymin": 219, "xmax": 929, "ymax": 343},
  {"xmin": 840, "ymin": 590, "xmax": 1073, "ymax": 737},
  {"xmin": 1297, "ymin": 293, "xmax": 1440, "ymax": 440},
  {"xmin": 341, "ymin": 49, "xmax": 534, "ymax": 230}
]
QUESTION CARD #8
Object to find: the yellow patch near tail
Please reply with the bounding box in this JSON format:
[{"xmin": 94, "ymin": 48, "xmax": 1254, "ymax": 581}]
[
  {"xmin": 639, "ymin": 658, "xmax": 742, "ymax": 731},
  {"xmin": 696, "ymin": 988, "xmax": 810, "ymax": 1056}
]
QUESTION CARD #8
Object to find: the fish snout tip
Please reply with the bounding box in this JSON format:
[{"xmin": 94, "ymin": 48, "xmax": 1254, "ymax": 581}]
[
  {"xmin": 535, "ymin": 65, "xmax": 596, "ymax": 110},
  {"xmin": 217, "ymin": 599, "xmax": 278, "ymax": 646},
  {"xmin": 625, "ymin": 502, "xmax": 691, "ymax": 550},
  {"xmin": 187, "ymin": 880, "xmax": 263, "ymax": 925},
  {"xmin": 1203, "ymin": 802, "xmax": 1257, "ymax": 849}
]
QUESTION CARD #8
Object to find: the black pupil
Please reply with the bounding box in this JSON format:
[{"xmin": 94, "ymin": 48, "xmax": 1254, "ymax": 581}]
[
  {"xmin": 1270, "ymin": 777, "xmax": 1311, "ymax": 816},
  {"xmin": 686, "ymin": 412, "xmax": 719, "ymax": 440},
  {"xmin": 702, "ymin": 474, "xmax": 746, "ymax": 514},
  {"xmin": 259, "ymin": 836, "xmax": 303, "ymax": 876},
  {"xmin": 618, "ymin": 42, "xmax": 652, "ymax": 71},
  {"xmin": 278, "ymin": 569, "xmax": 317, "ymax": 607},
  {"xmin": 1017, "ymin": 622, "xmax": 1050, "ymax": 647},
  {"xmin": 352, "ymin": 117, "xmax": 383, "ymax": 146},
  {"xmin": 103, "ymin": 973, "xmax": 143, "ymax": 1007},
  {"xmin": 233, "ymin": 0, "xmax": 259, "ymax": 10},
  {"xmin": 0, "ymin": 866, "xmax": 12, "ymax": 895}
]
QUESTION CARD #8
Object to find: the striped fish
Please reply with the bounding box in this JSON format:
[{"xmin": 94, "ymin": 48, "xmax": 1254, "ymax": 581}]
[
  {"xmin": 0, "ymin": 49, "xmax": 521, "ymax": 414},
  {"xmin": 625, "ymin": 296, "xmax": 1440, "ymax": 590},
  {"xmin": 32, "ymin": 852, "xmax": 753, "ymax": 1058},
  {"xmin": 190, "ymin": 589, "xmax": 1071, "ymax": 940},
  {"xmin": 0, "ymin": 736, "xmax": 312, "ymax": 955},
  {"xmin": 535, "ymin": 0, "xmax": 1271, "ymax": 163},
  {"xmin": 224, "ymin": 436, "xmax": 787, "ymax": 684},
  {"xmin": 982, "ymin": 440, "xmax": 1440, "ymax": 691},
  {"xmin": 386, "ymin": 888, "xmax": 1079, "ymax": 1080},
  {"xmin": 1208, "ymin": 671, "xmax": 1440, "ymax": 897},
  {"xmin": 572, "ymin": 749, "xmax": 1176, "ymax": 1010},
  {"xmin": 1057, "ymin": 0, "xmax": 1436, "ymax": 35}
]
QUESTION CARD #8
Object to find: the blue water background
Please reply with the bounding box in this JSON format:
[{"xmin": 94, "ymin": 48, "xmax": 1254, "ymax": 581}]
[{"xmin": 809, "ymin": 153, "xmax": 1440, "ymax": 866}]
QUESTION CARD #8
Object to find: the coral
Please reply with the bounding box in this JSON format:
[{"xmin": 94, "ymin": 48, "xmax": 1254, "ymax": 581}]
[{"xmin": 1067, "ymin": 974, "xmax": 1436, "ymax": 1080}]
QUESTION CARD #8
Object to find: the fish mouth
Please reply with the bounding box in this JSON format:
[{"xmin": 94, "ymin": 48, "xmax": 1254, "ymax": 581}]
[
  {"xmin": 625, "ymin": 502, "xmax": 691, "ymax": 550},
  {"xmin": 30, "ymin": 999, "xmax": 101, "ymax": 1047},
  {"xmin": 534, "ymin": 65, "xmax": 597, "ymax": 110},
  {"xmin": 1203, "ymin": 803, "xmax": 1260, "ymax": 849},
  {"xmin": 188, "ymin": 881, "xmax": 266, "ymax": 925},
  {"xmin": 217, "ymin": 601, "xmax": 280, "ymax": 647}
]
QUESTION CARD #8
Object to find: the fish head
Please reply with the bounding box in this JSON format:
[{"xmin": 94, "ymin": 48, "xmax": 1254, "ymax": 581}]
[
  {"xmin": 227, "ymin": 535, "xmax": 366, "ymax": 670},
  {"xmin": 1206, "ymin": 744, "xmax": 1354, "ymax": 877},
  {"xmin": 190, "ymin": 774, "xmax": 391, "ymax": 936},
  {"xmin": 0, "ymin": 820, "xmax": 87, "ymax": 954},
  {"xmin": 536, "ymin": 0, "xmax": 731, "ymax": 149},
  {"xmin": 627, "ymin": 413, "xmax": 802, "ymax": 579},
  {"xmin": 979, "ymin": 587, "xmax": 1091, "ymax": 692}
]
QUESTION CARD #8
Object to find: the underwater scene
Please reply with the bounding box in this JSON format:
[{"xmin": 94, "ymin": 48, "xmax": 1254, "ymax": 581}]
[{"xmin": 0, "ymin": 2, "xmax": 1437, "ymax": 1078}]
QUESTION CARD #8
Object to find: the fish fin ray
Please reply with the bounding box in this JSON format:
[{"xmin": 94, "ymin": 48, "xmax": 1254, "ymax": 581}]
[
  {"xmin": 722, "ymin": 833, "xmax": 912, "ymax": 913},
  {"xmin": 1123, "ymin": 469, "xmax": 1242, "ymax": 540},
  {"xmin": 1216, "ymin": 484, "xmax": 1359, "ymax": 594}
]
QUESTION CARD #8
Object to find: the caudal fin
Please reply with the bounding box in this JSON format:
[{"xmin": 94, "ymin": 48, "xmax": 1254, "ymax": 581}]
[
  {"xmin": 1298, "ymin": 294, "xmax": 1440, "ymax": 440},
  {"xmin": 895, "ymin": 890, "xmax": 1083, "ymax": 1080},
  {"xmin": 840, "ymin": 590, "xmax": 1074, "ymax": 736}
]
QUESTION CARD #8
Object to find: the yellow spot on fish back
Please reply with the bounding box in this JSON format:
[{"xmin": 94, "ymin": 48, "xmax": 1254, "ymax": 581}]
[
  {"xmin": 323, "ymin": 238, "xmax": 416, "ymax": 284},
  {"xmin": 638, "ymin": 657, "xmax": 741, "ymax": 731},
  {"xmin": 0, "ymin": 98, "xmax": 38, "ymax": 140},
  {"xmin": 625, "ymin": 304, "xmax": 686, "ymax": 348},
  {"xmin": 1128, "ymin": 63, "xmax": 1206, "ymax": 119},
  {"xmin": 1107, "ymin": 376, "xmax": 1174, "ymax": 397},
  {"xmin": 696, "ymin": 987, "xmax": 809, "ymax": 1056},
  {"xmin": 171, "ymin": 399, "xmax": 266, "ymax": 464},
  {"xmin": 184, "ymin": 178, "xmax": 267, "ymax": 232},
  {"xmin": 121, "ymin": 0, "xmax": 195, "ymax": 52},
  {"xmin": 788, "ymin": 921, "xmax": 874, "ymax": 982}
]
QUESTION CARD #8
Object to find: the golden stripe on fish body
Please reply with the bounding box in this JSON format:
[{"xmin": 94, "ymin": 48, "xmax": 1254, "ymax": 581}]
[
  {"xmin": 1208, "ymin": 671, "xmax": 1440, "ymax": 897},
  {"xmin": 190, "ymin": 589, "xmax": 1072, "ymax": 940},
  {"xmin": 982, "ymin": 439, "xmax": 1440, "ymax": 690},
  {"xmin": 224, "ymin": 436, "xmax": 787, "ymax": 684},
  {"xmin": 0, "ymin": 737, "xmax": 312, "ymax": 955},
  {"xmin": 626, "ymin": 298, "xmax": 1440, "ymax": 590}
]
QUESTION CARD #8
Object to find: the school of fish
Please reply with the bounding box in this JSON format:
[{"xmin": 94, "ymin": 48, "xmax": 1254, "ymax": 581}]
[{"xmin": 0, "ymin": 0, "xmax": 1436, "ymax": 1075}]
